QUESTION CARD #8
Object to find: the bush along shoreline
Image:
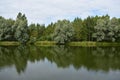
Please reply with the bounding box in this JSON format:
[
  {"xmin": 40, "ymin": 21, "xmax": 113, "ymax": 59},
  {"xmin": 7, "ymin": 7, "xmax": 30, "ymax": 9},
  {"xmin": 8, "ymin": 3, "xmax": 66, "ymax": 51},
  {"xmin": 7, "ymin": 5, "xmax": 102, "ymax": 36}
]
[{"xmin": 0, "ymin": 12, "xmax": 120, "ymax": 46}]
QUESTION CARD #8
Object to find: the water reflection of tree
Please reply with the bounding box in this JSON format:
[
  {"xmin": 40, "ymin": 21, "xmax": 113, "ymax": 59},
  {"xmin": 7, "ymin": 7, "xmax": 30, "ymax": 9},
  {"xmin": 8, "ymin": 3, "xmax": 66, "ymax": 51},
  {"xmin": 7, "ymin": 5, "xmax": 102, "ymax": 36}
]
[
  {"xmin": 38, "ymin": 45, "xmax": 73, "ymax": 68},
  {"xmin": 92, "ymin": 47, "xmax": 120, "ymax": 71},
  {"xmin": 0, "ymin": 46, "xmax": 120, "ymax": 74},
  {"xmin": 0, "ymin": 45, "xmax": 40, "ymax": 74},
  {"xmin": 38, "ymin": 46, "xmax": 120, "ymax": 72},
  {"xmin": 0, "ymin": 46, "xmax": 27, "ymax": 74}
]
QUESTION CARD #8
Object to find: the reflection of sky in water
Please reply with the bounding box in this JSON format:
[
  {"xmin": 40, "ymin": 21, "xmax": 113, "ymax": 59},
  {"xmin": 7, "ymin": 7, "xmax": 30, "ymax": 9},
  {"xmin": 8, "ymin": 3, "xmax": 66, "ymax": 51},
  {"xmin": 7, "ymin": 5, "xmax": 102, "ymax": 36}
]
[{"xmin": 0, "ymin": 59, "xmax": 120, "ymax": 80}]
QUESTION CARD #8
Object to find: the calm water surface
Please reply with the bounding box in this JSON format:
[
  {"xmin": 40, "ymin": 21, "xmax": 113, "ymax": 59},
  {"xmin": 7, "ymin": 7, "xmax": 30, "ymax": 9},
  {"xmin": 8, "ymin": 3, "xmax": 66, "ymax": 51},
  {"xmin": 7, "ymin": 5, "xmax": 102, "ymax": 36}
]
[{"xmin": 0, "ymin": 45, "xmax": 120, "ymax": 80}]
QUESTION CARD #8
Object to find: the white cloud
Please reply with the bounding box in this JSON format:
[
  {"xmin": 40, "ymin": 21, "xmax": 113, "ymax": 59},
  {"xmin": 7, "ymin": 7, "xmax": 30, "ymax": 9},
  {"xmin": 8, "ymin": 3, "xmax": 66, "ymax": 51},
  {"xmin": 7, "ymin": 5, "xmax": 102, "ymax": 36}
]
[{"xmin": 0, "ymin": 0, "xmax": 120, "ymax": 25}]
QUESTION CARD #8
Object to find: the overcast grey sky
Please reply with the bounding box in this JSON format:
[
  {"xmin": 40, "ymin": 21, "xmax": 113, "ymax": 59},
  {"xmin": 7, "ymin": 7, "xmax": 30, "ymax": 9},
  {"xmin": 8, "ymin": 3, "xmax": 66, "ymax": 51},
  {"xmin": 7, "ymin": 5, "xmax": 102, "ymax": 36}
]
[{"xmin": 0, "ymin": 0, "xmax": 120, "ymax": 25}]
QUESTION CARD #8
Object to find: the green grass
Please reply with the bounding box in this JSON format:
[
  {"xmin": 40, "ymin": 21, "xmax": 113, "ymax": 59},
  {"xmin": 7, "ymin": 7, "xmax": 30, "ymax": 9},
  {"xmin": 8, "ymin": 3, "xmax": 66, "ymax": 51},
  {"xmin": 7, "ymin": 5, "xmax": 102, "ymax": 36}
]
[
  {"xmin": 0, "ymin": 41, "xmax": 120, "ymax": 47},
  {"xmin": 34, "ymin": 41, "xmax": 56, "ymax": 46},
  {"xmin": 69, "ymin": 41, "xmax": 120, "ymax": 47},
  {"xmin": 35, "ymin": 41, "xmax": 120, "ymax": 47},
  {"xmin": 68, "ymin": 41, "xmax": 96, "ymax": 47},
  {"xmin": 0, "ymin": 41, "xmax": 20, "ymax": 46}
]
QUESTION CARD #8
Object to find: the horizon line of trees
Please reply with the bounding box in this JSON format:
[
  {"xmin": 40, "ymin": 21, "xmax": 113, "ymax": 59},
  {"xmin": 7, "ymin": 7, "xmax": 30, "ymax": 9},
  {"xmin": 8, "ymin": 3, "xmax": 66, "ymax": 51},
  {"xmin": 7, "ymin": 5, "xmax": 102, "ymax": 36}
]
[{"xmin": 0, "ymin": 12, "xmax": 120, "ymax": 44}]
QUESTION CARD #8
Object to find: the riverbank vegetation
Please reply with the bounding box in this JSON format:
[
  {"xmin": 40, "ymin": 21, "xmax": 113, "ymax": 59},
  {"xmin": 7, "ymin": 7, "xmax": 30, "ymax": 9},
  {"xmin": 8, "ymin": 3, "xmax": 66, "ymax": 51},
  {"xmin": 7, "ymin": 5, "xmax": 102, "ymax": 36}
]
[
  {"xmin": 69, "ymin": 42, "xmax": 120, "ymax": 47},
  {"xmin": 0, "ymin": 12, "xmax": 120, "ymax": 45},
  {"xmin": 0, "ymin": 41, "xmax": 20, "ymax": 46}
]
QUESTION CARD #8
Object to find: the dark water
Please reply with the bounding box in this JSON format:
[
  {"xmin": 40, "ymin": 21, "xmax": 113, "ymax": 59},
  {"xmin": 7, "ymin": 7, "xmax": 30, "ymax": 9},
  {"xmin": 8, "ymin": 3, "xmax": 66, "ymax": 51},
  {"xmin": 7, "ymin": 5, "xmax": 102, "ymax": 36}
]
[{"xmin": 0, "ymin": 45, "xmax": 120, "ymax": 80}]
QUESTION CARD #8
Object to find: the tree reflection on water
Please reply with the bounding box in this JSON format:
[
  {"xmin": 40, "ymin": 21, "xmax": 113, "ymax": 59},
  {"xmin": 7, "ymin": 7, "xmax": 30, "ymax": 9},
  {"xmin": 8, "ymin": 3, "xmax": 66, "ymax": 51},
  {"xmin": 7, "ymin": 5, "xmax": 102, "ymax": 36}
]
[{"xmin": 0, "ymin": 45, "xmax": 120, "ymax": 74}]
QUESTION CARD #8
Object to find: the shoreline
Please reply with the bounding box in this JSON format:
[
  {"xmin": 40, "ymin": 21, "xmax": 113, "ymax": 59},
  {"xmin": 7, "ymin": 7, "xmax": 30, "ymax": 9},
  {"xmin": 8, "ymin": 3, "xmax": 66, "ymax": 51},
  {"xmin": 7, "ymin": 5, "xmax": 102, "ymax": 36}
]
[{"xmin": 1, "ymin": 41, "xmax": 120, "ymax": 47}]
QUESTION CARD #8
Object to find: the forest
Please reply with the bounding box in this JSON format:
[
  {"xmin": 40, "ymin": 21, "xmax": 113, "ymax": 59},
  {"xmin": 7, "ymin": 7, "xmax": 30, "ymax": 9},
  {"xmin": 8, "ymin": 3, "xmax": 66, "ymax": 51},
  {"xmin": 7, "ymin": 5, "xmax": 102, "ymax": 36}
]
[{"xmin": 0, "ymin": 12, "xmax": 120, "ymax": 44}]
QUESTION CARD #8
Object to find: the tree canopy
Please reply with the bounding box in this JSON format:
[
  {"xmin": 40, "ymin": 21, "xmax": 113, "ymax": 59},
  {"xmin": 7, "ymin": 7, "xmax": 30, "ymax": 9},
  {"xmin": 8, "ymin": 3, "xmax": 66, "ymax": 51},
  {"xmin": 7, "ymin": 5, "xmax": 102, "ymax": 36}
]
[
  {"xmin": 53, "ymin": 20, "xmax": 74, "ymax": 44},
  {"xmin": 0, "ymin": 13, "xmax": 120, "ymax": 44}
]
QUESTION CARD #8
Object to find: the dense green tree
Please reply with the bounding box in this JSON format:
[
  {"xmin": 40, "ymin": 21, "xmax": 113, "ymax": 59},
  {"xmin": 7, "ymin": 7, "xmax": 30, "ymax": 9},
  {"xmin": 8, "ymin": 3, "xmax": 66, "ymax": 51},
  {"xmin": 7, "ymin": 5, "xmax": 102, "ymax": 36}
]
[
  {"xmin": 29, "ymin": 23, "xmax": 45, "ymax": 43},
  {"xmin": 83, "ymin": 16, "xmax": 97, "ymax": 41},
  {"xmin": 72, "ymin": 17, "xmax": 83, "ymax": 41},
  {"xmin": 37, "ymin": 24, "xmax": 45, "ymax": 39},
  {"xmin": 54, "ymin": 20, "xmax": 74, "ymax": 44},
  {"xmin": 92, "ymin": 16, "xmax": 110, "ymax": 41},
  {"xmin": 92, "ymin": 15, "xmax": 120, "ymax": 42},
  {"xmin": 108, "ymin": 17, "xmax": 120, "ymax": 42},
  {"xmin": 13, "ymin": 12, "xmax": 29, "ymax": 44},
  {"xmin": 0, "ymin": 17, "xmax": 15, "ymax": 41},
  {"xmin": 29, "ymin": 23, "xmax": 37, "ymax": 43},
  {"xmin": 29, "ymin": 24, "xmax": 36, "ymax": 37},
  {"xmin": 39, "ymin": 23, "xmax": 55, "ymax": 41}
]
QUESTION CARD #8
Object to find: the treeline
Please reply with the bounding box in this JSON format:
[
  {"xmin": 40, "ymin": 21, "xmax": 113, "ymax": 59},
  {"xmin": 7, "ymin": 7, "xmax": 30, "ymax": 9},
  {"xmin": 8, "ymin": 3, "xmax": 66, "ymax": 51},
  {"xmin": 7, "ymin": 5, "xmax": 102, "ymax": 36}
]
[{"xmin": 0, "ymin": 12, "xmax": 120, "ymax": 44}]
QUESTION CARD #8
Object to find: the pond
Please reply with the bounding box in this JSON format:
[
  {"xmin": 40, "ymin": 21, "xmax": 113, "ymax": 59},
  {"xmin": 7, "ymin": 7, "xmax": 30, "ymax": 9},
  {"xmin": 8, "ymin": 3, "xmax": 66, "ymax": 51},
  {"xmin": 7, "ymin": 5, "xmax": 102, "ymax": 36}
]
[{"xmin": 0, "ymin": 45, "xmax": 120, "ymax": 80}]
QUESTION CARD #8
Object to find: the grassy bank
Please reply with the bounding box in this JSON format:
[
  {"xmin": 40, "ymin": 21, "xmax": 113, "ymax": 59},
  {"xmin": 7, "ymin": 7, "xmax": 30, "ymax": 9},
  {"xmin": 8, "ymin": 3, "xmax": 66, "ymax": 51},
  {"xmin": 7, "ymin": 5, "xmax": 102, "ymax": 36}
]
[
  {"xmin": 34, "ymin": 41, "xmax": 56, "ymax": 46},
  {"xmin": 34, "ymin": 41, "xmax": 120, "ymax": 47},
  {"xmin": 69, "ymin": 42, "xmax": 120, "ymax": 47},
  {"xmin": 0, "ymin": 41, "xmax": 20, "ymax": 46},
  {"xmin": 0, "ymin": 41, "xmax": 120, "ymax": 47}
]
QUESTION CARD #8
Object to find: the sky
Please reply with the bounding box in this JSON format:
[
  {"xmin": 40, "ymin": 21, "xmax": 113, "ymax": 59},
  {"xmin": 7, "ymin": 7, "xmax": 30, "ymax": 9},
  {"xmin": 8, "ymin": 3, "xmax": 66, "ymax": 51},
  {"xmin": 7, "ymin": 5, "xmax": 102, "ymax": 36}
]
[{"xmin": 0, "ymin": 0, "xmax": 120, "ymax": 25}]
